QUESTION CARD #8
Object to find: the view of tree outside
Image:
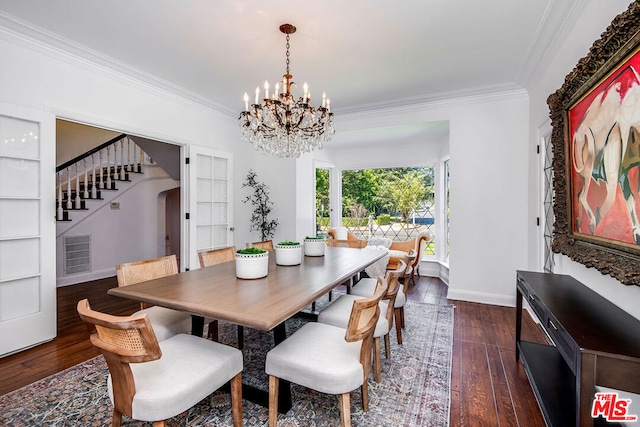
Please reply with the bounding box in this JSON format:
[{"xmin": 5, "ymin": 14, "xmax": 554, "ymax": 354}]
[
  {"xmin": 315, "ymin": 168, "xmax": 330, "ymax": 234},
  {"xmin": 339, "ymin": 166, "xmax": 436, "ymax": 255}
]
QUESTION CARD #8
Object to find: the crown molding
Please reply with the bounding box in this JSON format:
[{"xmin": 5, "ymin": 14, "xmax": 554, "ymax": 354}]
[
  {"xmin": 516, "ymin": 0, "xmax": 587, "ymax": 88},
  {"xmin": 0, "ymin": 11, "xmax": 237, "ymax": 118},
  {"xmin": 334, "ymin": 83, "xmax": 528, "ymax": 121}
]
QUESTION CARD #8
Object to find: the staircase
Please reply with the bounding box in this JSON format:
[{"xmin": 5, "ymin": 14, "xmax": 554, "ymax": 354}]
[{"xmin": 56, "ymin": 134, "xmax": 152, "ymax": 223}]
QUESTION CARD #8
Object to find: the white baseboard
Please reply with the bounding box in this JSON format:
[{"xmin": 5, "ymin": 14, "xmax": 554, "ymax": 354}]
[{"xmin": 446, "ymin": 288, "xmax": 516, "ymax": 307}]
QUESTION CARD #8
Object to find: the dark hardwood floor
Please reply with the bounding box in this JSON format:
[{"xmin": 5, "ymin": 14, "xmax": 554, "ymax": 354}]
[{"xmin": 0, "ymin": 274, "xmax": 547, "ymax": 426}]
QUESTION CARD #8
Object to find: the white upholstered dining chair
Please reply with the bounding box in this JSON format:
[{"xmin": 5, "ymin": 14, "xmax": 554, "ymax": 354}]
[
  {"xmin": 77, "ymin": 299, "xmax": 243, "ymax": 427},
  {"xmin": 265, "ymin": 279, "xmax": 387, "ymax": 427},
  {"xmin": 350, "ymin": 252, "xmax": 415, "ymax": 344},
  {"xmin": 115, "ymin": 255, "xmax": 191, "ymax": 342},
  {"xmin": 317, "ymin": 260, "xmax": 405, "ymax": 383}
]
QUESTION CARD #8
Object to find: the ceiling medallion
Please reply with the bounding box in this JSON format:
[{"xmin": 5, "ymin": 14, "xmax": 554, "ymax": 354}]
[{"xmin": 238, "ymin": 23, "xmax": 335, "ymax": 158}]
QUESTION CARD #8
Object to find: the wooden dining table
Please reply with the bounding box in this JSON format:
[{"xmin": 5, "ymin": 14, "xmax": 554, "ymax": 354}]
[{"xmin": 107, "ymin": 245, "xmax": 387, "ymax": 411}]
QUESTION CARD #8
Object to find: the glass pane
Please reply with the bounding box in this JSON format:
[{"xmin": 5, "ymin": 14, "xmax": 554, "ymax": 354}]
[
  {"xmin": 0, "ymin": 158, "xmax": 39, "ymax": 198},
  {"xmin": 0, "ymin": 238, "xmax": 40, "ymax": 280},
  {"xmin": 340, "ymin": 166, "xmax": 435, "ymax": 250},
  {"xmin": 196, "ymin": 178, "xmax": 212, "ymax": 202},
  {"xmin": 213, "ymin": 180, "xmax": 227, "ymax": 202},
  {"xmin": 0, "ymin": 116, "xmax": 39, "ymax": 159},
  {"xmin": 0, "ymin": 277, "xmax": 40, "ymax": 321},
  {"xmin": 196, "ymin": 225, "xmax": 213, "ymax": 250},
  {"xmin": 213, "ymin": 225, "xmax": 227, "ymax": 247},
  {"xmin": 196, "ymin": 202, "xmax": 213, "ymax": 225},
  {"xmin": 213, "ymin": 202, "xmax": 227, "ymax": 224},
  {"xmin": 0, "ymin": 199, "xmax": 39, "ymax": 238},
  {"xmin": 196, "ymin": 154, "xmax": 212, "ymax": 178},
  {"xmin": 213, "ymin": 157, "xmax": 227, "ymax": 180}
]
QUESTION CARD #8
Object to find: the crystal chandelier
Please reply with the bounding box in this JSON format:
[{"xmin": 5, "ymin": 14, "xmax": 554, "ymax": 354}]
[{"xmin": 239, "ymin": 24, "xmax": 335, "ymax": 158}]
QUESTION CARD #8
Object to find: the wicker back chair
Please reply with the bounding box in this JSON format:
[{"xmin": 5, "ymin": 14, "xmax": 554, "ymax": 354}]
[
  {"xmin": 197, "ymin": 246, "xmax": 243, "ymax": 345},
  {"xmin": 77, "ymin": 299, "xmax": 243, "ymax": 427},
  {"xmin": 115, "ymin": 255, "xmax": 190, "ymax": 341},
  {"xmin": 326, "ymin": 239, "xmax": 367, "ymax": 249},
  {"xmin": 266, "ymin": 280, "xmax": 386, "ymax": 427},
  {"xmin": 198, "ymin": 246, "xmax": 236, "ymax": 267},
  {"xmin": 319, "ymin": 260, "xmax": 406, "ymax": 383},
  {"xmin": 246, "ymin": 240, "xmax": 274, "ymax": 252}
]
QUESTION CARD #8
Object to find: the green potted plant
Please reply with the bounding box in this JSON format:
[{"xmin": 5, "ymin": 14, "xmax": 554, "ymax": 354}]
[
  {"xmin": 304, "ymin": 236, "xmax": 326, "ymax": 257},
  {"xmin": 235, "ymin": 247, "xmax": 269, "ymax": 279},
  {"xmin": 275, "ymin": 241, "xmax": 302, "ymax": 266}
]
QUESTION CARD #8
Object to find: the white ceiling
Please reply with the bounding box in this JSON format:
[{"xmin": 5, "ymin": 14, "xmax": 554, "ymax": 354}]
[{"xmin": 0, "ymin": 0, "xmax": 583, "ymax": 146}]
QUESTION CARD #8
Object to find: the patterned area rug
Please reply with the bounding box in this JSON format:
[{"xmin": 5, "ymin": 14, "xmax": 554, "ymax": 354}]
[{"xmin": 0, "ymin": 300, "xmax": 454, "ymax": 426}]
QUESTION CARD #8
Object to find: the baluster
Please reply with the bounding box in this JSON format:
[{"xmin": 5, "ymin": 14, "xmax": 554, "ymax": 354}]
[
  {"xmin": 57, "ymin": 172, "xmax": 63, "ymax": 220},
  {"xmin": 74, "ymin": 163, "xmax": 81, "ymax": 208},
  {"xmin": 113, "ymin": 142, "xmax": 118, "ymax": 180},
  {"xmin": 137, "ymin": 145, "xmax": 143, "ymax": 172},
  {"xmin": 125, "ymin": 137, "xmax": 131, "ymax": 172},
  {"xmin": 91, "ymin": 154, "xmax": 97, "ymax": 199},
  {"xmin": 83, "ymin": 158, "xmax": 89, "ymax": 199},
  {"xmin": 106, "ymin": 146, "xmax": 112, "ymax": 190},
  {"xmin": 66, "ymin": 168, "xmax": 72, "ymax": 210},
  {"xmin": 119, "ymin": 139, "xmax": 126, "ymax": 180},
  {"xmin": 99, "ymin": 150, "xmax": 104, "ymax": 189}
]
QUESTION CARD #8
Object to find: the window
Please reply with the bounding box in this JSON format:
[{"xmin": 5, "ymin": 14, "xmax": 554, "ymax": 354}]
[{"xmin": 340, "ymin": 166, "xmax": 436, "ymax": 254}]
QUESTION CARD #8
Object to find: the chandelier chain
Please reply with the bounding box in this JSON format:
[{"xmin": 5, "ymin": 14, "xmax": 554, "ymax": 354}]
[{"xmin": 285, "ymin": 34, "xmax": 291, "ymax": 77}]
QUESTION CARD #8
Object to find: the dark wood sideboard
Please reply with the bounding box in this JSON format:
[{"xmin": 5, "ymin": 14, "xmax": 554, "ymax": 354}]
[{"xmin": 515, "ymin": 271, "xmax": 640, "ymax": 427}]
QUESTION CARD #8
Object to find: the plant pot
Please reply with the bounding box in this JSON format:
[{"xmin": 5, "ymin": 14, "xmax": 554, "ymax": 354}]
[
  {"xmin": 275, "ymin": 243, "xmax": 302, "ymax": 266},
  {"xmin": 235, "ymin": 251, "xmax": 269, "ymax": 279},
  {"xmin": 304, "ymin": 238, "xmax": 325, "ymax": 256}
]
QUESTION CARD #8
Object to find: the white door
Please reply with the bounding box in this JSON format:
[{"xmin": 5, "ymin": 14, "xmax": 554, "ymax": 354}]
[
  {"xmin": 187, "ymin": 146, "xmax": 233, "ymax": 270},
  {"xmin": 0, "ymin": 103, "xmax": 56, "ymax": 356}
]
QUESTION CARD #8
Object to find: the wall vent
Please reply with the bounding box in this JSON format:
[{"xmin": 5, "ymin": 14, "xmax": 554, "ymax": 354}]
[{"xmin": 64, "ymin": 235, "xmax": 91, "ymax": 276}]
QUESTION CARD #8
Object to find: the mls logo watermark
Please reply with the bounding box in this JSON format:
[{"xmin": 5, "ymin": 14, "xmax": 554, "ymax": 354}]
[{"xmin": 592, "ymin": 392, "xmax": 638, "ymax": 423}]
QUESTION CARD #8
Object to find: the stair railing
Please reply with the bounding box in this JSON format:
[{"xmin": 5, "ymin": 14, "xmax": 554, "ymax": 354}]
[{"xmin": 56, "ymin": 134, "xmax": 152, "ymax": 221}]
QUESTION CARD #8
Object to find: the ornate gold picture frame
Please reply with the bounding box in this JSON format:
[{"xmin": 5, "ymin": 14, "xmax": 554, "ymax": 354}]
[{"xmin": 548, "ymin": 2, "xmax": 640, "ymax": 285}]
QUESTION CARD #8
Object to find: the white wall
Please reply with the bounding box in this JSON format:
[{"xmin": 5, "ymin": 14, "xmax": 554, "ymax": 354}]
[
  {"xmin": 527, "ymin": 0, "xmax": 640, "ymax": 320},
  {"xmin": 302, "ymin": 90, "xmax": 530, "ymax": 306},
  {"xmin": 0, "ymin": 25, "xmax": 294, "ymax": 268},
  {"xmin": 56, "ymin": 166, "xmax": 179, "ymax": 285}
]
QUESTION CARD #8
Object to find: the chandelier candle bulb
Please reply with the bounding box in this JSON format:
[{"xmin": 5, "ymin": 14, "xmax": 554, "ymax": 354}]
[
  {"xmin": 255, "ymin": 87, "xmax": 259, "ymax": 104},
  {"xmin": 322, "ymin": 92, "xmax": 326, "ymax": 108},
  {"xmin": 244, "ymin": 93, "xmax": 249, "ymax": 111},
  {"xmin": 264, "ymin": 81, "xmax": 269, "ymax": 99}
]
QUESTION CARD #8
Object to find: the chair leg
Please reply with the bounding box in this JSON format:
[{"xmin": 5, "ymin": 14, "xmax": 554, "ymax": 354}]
[
  {"xmin": 400, "ymin": 307, "xmax": 405, "ymax": 329},
  {"xmin": 373, "ymin": 336, "xmax": 381, "ymax": 383},
  {"xmin": 112, "ymin": 409, "xmax": 123, "ymax": 427},
  {"xmin": 269, "ymin": 375, "xmax": 279, "ymax": 427},
  {"xmin": 338, "ymin": 392, "xmax": 352, "ymax": 427},
  {"xmin": 361, "ymin": 381, "xmax": 370, "ymax": 411},
  {"xmin": 384, "ymin": 332, "xmax": 391, "ymax": 359},
  {"xmin": 394, "ymin": 308, "xmax": 403, "ymax": 345},
  {"xmin": 207, "ymin": 320, "xmax": 219, "ymax": 341},
  {"xmin": 230, "ymin": 372, "xmax": 243, "ymax": 427},
  {"xmin": 153, "ymin": 422, "xmax": 166, "ymax": 427}
]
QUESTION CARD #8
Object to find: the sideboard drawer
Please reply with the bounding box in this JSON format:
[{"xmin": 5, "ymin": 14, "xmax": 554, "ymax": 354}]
[{"xmin": 545, "ymin": 313, "xmax": 578, "ymax": 375}]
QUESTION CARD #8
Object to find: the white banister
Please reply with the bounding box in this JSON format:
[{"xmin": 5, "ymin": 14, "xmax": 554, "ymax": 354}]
[
  {"xmin": 83, "ymin": 158, "xmax": 89, "ymax": 199},
  {"xmin": 119, "ymin": 139, "xmax": 126, "ymax": 180},
  {"xmin": 106, "ymin": 146, "xmax": 112, "ymax": 190},
  {"xmin": 66, "ymin": 168, "xmax": 72, "ymax": 210},
  {"xmin": 74, "ymin": 163, "xmax": 80, "ymax": 208},
  {"xmin": 91, "ymin": 154, "xmax": 97, "ymax": 199}
]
